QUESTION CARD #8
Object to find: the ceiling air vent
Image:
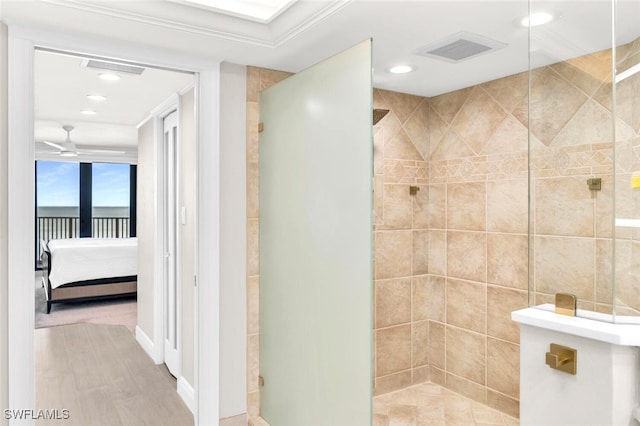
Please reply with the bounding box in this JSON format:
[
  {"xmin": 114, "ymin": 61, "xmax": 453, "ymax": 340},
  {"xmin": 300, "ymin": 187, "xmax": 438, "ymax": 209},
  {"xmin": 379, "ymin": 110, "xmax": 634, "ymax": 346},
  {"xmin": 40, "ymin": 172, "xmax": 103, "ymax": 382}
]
[
  {"xmin": 415, "ymin": 31, "xmax": 507, "ymax": 63},
  {"xmin": 81, "ymin": 59, "xmax": 145, "ymax": 75}
]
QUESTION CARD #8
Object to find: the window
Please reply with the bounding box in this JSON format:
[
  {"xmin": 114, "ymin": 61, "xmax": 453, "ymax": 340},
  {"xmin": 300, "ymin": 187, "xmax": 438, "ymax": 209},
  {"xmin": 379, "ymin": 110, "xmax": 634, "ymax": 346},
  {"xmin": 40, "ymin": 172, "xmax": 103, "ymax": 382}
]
[
  {"xmin": 35, "ymin": 161, "xmax": 136, "ymax": 269},
  {"xmin": 92, "ymin": 163, "xmax": 130, "ymax": 238},
  {"xmin": 36, "ymin": 161, "xmax": 80, "ymax": 243}
]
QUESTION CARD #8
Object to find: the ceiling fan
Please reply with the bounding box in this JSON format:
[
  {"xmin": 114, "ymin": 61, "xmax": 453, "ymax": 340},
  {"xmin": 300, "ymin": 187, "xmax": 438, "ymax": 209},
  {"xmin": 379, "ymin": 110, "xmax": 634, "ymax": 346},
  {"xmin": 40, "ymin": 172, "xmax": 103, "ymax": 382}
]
[{"xmin": 39, "ymin": 125, "xmax": 126, "ymax": 157}]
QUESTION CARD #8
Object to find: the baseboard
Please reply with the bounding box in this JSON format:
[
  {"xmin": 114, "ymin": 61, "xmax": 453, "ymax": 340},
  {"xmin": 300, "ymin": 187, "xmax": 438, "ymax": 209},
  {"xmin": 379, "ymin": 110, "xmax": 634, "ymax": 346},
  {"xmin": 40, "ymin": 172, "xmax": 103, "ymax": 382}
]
[
  {"xmin": 135, "ymin": 325, "xmax": 162, "ymax": 364},
  {"xmin": 178, "ymin": 376, "xmax": 196, "ymax": 414}
]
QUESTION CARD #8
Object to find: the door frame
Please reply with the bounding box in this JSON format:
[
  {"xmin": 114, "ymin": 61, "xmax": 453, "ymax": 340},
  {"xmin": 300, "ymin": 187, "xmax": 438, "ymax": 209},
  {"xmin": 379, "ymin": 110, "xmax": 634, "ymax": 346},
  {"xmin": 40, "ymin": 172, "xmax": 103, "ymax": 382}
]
[{"xmin": 7, "ymin": 25, "xmax": 221, "ymax": 425}]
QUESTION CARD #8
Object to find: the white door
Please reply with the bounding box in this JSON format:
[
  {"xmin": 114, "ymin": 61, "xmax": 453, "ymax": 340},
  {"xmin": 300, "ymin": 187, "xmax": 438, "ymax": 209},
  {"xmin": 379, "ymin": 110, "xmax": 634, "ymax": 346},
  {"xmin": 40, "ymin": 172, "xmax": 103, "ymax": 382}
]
[{"xmin": 163, "ymin": 110, "xmax": 180, "ymax": 377}]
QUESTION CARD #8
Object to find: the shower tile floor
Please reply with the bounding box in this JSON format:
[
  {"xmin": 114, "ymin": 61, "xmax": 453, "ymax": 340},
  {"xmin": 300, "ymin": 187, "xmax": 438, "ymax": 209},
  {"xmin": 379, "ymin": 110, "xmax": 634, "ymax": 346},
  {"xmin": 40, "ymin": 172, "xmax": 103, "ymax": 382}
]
[{"xmin": 373, "ymin": 382, "xmax": 519, "ymax": 425}]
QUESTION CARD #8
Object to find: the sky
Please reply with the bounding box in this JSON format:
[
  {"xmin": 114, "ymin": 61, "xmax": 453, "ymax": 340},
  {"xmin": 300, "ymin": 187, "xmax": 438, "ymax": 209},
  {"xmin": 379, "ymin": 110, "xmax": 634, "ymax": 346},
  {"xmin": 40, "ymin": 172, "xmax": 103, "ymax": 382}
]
[
  {"xmin": 92, "ymin": 163, "xmax": 130, "ymax": 207},
  {"xmin": 37, "ymin": 161, "xmax": 130, "ymax": 207}
]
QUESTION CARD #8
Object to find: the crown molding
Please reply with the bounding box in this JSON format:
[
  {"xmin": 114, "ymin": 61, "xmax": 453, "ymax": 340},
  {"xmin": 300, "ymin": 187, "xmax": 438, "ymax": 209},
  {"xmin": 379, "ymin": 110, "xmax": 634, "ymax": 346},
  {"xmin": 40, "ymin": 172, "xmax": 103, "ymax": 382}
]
[
  {"xmin": 39, "ymin": 0, "xmax": 351, "ymax": 48},
  {"xmin": 271, "ymin": 0, "xmax": 349, "ymax": 46},
  {"xmin": 40, "ymin": 0, "xmax": 272, "ymax": 46}
]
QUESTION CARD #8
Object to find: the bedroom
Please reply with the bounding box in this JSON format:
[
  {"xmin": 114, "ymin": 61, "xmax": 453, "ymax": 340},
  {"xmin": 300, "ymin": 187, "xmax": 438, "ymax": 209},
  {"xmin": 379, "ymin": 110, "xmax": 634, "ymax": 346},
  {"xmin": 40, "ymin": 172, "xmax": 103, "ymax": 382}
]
[{"xmin": 32, "ymin": 47, "xmax": 197, "ymax": 413}]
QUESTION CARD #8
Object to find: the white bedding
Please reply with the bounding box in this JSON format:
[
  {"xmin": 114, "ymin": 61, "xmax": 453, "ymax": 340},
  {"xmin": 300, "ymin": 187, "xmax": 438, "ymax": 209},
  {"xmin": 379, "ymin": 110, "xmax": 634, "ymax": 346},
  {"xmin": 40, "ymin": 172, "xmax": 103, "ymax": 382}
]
[{"xmin": 47, "ymin": 238, "xmax": 137, "ymax": 289}]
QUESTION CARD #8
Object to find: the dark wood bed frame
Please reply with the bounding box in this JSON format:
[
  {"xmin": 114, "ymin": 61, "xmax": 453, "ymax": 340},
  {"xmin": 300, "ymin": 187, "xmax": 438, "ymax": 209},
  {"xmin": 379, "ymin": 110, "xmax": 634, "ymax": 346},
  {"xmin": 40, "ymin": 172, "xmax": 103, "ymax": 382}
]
[{"xmin": 41, "ymin": 244, "xmax": 137, "ymax": 314}]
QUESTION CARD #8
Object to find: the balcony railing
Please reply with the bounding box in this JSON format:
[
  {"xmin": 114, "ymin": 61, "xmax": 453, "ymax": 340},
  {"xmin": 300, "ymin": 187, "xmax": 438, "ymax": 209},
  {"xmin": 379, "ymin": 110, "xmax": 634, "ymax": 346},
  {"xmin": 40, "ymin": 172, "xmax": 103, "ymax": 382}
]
[
  {"xmin": 36, "ymin": 216, "xmax": 130, "ymax": 267},
  {"xmin": 92, "ymin": 217, "xmax": 130, "ymax": 239},
  {"xmin": 37, "ymin": 216, "xmax": 79, "ymax": 241}
]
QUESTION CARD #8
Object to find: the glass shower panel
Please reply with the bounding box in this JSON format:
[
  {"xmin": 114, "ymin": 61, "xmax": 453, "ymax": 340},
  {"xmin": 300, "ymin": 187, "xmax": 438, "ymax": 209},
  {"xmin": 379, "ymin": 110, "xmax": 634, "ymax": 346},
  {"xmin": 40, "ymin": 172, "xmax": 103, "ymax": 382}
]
[
  {"xmin": 259, "ymin": 40, "xmax": 373, "ymax": 425},
  {"xmin": 528, "ymin": 1, "xmax": 615, "ymax": 314},
  {"xmin": 612, "ymin": 0, "xmax": 640, "ymax": 318}
]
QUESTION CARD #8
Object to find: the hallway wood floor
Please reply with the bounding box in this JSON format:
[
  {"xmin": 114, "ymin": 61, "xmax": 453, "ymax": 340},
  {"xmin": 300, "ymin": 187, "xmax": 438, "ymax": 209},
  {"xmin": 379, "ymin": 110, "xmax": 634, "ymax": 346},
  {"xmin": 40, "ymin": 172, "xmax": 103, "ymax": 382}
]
[{"xmin": 36, "ymin": 323, "xmax": 193, "ymax": 426}]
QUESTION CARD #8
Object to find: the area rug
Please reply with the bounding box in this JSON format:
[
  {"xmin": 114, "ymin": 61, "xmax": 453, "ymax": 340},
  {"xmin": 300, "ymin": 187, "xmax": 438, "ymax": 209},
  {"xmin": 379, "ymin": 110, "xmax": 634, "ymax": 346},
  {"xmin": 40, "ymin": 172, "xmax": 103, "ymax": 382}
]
[{"xmin": 35, "ymin": 284, "xmax": 137, "ymax": 334}]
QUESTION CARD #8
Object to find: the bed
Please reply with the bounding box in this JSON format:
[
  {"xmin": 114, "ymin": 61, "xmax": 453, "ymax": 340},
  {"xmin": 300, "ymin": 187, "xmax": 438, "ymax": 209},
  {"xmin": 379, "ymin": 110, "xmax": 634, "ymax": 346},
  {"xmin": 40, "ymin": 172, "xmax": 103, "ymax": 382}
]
[{"xmin": 41, "ymin": 238, "xmax": 138, "ymax": 313}]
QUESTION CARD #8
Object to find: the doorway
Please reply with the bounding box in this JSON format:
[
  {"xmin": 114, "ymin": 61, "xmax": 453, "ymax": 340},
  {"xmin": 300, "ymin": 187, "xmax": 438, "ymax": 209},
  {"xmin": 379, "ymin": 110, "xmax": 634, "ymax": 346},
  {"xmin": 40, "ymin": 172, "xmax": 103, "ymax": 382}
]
[
  {"xmin": 7, "ymin": 29, "xmax": 221, "ymax": 425},
  {"xmin": 32, "ymin": 47, "xmax": 193, "ymax": 380}
]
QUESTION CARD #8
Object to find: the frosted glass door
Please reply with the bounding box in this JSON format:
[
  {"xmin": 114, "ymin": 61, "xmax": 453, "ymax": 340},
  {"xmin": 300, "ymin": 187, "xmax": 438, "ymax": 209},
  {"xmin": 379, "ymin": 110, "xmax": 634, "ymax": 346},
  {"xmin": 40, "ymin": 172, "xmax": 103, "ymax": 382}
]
[{"xmin": 259, "ymin": 40, "xmax": 373, "ymax": 426}]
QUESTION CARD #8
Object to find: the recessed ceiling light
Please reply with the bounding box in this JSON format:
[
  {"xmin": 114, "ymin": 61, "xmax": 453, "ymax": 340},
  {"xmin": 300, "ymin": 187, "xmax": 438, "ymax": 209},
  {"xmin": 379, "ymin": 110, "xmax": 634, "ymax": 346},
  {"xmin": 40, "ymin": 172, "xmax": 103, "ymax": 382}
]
[
  {"xmin": 388, "ymin": 65, "xmax": 415, "ymax": 74},
  {"xmin": 86, "ymin": 94, "xmax": 107, "ymax": 101},
  {"xmin": 98, "ymin": 73, "xmax": 120, "ymax": 81},
  {"xmin": 80, "ymin": 109, "xmax": 97, "ymax": 115},
  {"xmin": 521, "ymin": 12, "xmax": 554, "ymax": 27}
]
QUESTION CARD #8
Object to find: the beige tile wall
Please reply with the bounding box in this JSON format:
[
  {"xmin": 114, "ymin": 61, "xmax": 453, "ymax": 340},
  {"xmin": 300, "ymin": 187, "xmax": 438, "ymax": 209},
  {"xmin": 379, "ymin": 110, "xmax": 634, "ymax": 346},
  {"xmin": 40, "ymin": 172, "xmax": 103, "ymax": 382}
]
[
  {"xmin": 422, "ymin": 73, "xmax": 530, "ymax": 418},
  {"xmin": 372, "ymin": 89, "xmax": 430, "ymax": 395}
]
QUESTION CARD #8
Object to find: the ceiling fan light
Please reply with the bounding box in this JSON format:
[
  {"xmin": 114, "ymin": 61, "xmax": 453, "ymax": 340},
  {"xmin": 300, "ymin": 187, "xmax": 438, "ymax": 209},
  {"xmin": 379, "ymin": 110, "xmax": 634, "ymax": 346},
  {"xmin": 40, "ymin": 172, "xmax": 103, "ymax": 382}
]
[
  {"xmin": 86, "ymin": 94, "xmax": 107, "ymax": 101},
  {"xmin": 59, "ymin": 150, "xmax": 78, "ymax": 157}
]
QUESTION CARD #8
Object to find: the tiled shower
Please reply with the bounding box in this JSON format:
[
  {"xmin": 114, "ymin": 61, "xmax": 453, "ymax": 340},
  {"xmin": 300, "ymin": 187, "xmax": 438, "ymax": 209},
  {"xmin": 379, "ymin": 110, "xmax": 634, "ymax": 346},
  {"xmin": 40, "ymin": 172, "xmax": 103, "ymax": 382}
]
[
  {"xmin": 244, "ymin": 30, "xmax": 640, "ymax": 422},
  {"xmin": 245, "ymin": 66, "xmax": 528, "ymax": 419},
  {"xmin": 372, "ymin": 79, "xmax": 529, "ymax": 418}
]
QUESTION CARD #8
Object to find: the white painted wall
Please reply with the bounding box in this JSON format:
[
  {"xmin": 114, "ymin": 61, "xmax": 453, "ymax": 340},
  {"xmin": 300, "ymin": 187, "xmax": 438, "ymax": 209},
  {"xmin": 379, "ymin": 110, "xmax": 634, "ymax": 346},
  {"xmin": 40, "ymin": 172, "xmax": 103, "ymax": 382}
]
[
  {"xmin": 7, "ymin": 31, "xmax": 36, "ymax": 423},
  {"xmin": 219, "ymin": 62, "xmax": 248, "ymax": 418},
  {"xmin": 136, "ymin": 119, "xmax": 156, "ymax": 340},
  {"xmin": 0, "ymin": 20, "xmax": 9, "ymax": 426}
]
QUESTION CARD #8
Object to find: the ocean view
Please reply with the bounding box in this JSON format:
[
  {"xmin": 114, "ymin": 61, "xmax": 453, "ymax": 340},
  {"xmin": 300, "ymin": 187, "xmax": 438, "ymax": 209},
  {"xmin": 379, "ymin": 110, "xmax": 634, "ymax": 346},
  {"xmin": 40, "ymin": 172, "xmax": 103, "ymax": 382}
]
[{"xmin": 38, "ymin": 206, "xmax": 129, "ymax": 218}]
